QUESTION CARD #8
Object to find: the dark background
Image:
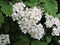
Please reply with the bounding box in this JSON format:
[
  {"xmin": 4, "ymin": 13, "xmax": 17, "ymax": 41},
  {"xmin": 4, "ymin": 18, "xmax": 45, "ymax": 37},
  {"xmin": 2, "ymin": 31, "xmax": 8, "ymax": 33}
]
[{"xmin": 56, "ymin": 0, "xmax": 60, "ymax": 14}]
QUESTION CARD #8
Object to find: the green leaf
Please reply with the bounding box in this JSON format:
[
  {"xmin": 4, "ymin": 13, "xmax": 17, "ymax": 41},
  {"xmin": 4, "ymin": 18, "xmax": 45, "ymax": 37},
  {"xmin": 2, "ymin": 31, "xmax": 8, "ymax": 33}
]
[
  {"xmin": 13, "ymin": 0, "xmax": 22, "ymax": 2},
  {"xmin": 31, "ymin": 40, "xmax": 47, "ymax": 45},
  {"xmin": 25, "ymin": 0, "xmax": 39, "ymax": 7},
  {"xmin": 13, "ymin": 40, "xmax": 27, "ymax": 45},
  {"xmin": 0, "ymin": 12, "xmax": 4, "ymax": 23},
  {"xmin": 3, "ymin": 24, "xmax": 10, "ymax": 33},
  {"xmin": 46, "ymin": 36, "xmax": 51, "ymax": 43},
  {"xmin": 44, "ymin": 0, "xmax": 57, "ymax": 15},
  {"xmin": 55, "ymin": 14, "xmax": 60, "ymax": 18},
  {"xmin": 40, "ymin": 0, "xmax": 46, "ymax": 3},
  {"xmin": 12, "ymin": 0, "xmax": 22, "ymax": 3},
  {"xmin": 20, "ymin": 34, "xmax": 29, "ymax": 42},
  {"xmin": 0, "ymin": 1, "xmax": 9, "ymax": 6},
  {"xmin": 1, "ymin": 5, "xmax": 13, "ymax": 16}
]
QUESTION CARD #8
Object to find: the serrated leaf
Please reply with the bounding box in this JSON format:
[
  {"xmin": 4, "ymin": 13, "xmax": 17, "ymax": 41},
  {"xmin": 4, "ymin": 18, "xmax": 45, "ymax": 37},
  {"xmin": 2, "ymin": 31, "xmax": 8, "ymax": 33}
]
[
  {"xmin": 1, "ymin": 5, "xmax": 13, "ymax": 16},
  {"xmin": 31, "ymin": 40, "xmax": 47, "ymax": 45},
  {"xmin": 0, "ymin": 12, "xmax": 4, "ymax": 23},
  {"xmin": 44, "ymin": 0, "xmax": 57, "ymax": 15}
]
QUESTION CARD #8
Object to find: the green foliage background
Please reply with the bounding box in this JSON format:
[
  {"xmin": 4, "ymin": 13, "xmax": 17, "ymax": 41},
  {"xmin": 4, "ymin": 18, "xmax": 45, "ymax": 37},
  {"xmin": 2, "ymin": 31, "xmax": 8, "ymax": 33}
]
[{"xmin": 0, "ymin": 0, "xmax": 60, "ymax": 45}]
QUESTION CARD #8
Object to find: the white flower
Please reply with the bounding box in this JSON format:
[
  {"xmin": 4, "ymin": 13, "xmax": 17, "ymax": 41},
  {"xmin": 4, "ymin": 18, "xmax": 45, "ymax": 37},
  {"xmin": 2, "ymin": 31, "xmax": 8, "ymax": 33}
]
[
  {"xmin": 54, "ymin": 18, "xmax": 60, "ymax": 26},
  {"xmin": 45, "ymin": 20, "xmax": 54, "ymax": 28},
  {"xmin": 45, "ymin": 13, "xmax": 60, "ymax": 36},
  {"xmin": 11, "ymin": 2, "xmax": 26, "ymax": 21},
  {"xmin": 52, "ymin": 26, "xmax": 60, "ymax": 36},
  {"xmin": 45, "ymin": 13, "xmax": 60, "ymax": 28},
  {"xmin": 29, "ymin": 24, "xmax": 45, "ymax": 40},
  {"xmin": 13, "ymin": 2, "xmax": 26, "ymax": 10},
  {"xmin": 45, "ymin": 13, "xmax": 55, "ymax": 28},
  {"xmin": 11, "ymin": 2, "xmax": 44, "ymax": 40},
  {"xmin": 52, "ymin": 27, "xmax": 59, "ymax": 36},
  {"xmin": 0, "ymin": 34, "xmax": 10, "ymax": 45}
]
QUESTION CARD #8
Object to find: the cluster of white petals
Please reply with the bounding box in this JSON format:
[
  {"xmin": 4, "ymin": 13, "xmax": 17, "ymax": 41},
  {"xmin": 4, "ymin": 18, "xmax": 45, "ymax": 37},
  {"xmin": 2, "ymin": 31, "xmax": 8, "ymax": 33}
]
[
  {"xmin": 45, "ymin": 13, "xmax": 60, "ymax": 36},
  {"xmin": 52, "ymin": 27, "xmax": 60, "ymax": 36},
  {"xmin": 0, "ymin": 34, "xmax": 10, "ymax": 45},
  {"xmin": 12, "ymin": 2, "xmax": 26, "ymax": 21},
  {"xmin": 44, "ymin": 13, "xmax": 55, "ymax": 28},
  {"xmin": 11, "ymin": 2, "xmax": 60, "ymax": 40},
  {"xmin": 28, "ymin": 24, "xmax": 44, "ymax": 40},
  {"xmin": 45, "ymin": 13, "xmax": 60, "ymax": 27},
  {"xmin": 11, "ymin": 2, "xmax": 45, "ymax": 40}
]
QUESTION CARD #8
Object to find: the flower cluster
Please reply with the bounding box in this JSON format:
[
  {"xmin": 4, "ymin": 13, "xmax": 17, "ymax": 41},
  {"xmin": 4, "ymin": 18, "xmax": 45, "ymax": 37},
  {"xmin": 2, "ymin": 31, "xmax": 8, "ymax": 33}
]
[
  {"xmin": 0, "ymin": 34, "xmax": 10, "ymax": 45},
  {"xmin": 11, "ymin": 2, "xmax": 45, "ymax": 40},
  {"xmin": 28, "ymin": 24, "xmax": 45, "ymax": 40},
  {"xmin": 11, "ymin": 2, "xmax": 60, "ymax": 40},
  {"xmin": 45, "ymin": 13, "xmax": 60, "ymax": 36}
]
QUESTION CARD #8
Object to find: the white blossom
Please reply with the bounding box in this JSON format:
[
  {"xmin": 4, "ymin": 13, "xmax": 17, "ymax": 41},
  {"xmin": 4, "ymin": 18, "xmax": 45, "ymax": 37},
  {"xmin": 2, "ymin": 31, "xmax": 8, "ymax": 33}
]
[
  {"xmin": 44, "ymin": 13, "xmax": 60, "ymax": 36},
  {"xmin": 44, "ymin": 13, "xmax": 55, "ymax": 28},
  {"xmin": 0, "ymin": 34, "xmax": 10, "ymax": 45},
  {"xmin": 45, "ymin": 13, "xmax": 60, "ymax": 28},
  {"xmin": 29, "ymin": 24, "xmax": 45, "ymax": 40},
  {"xmin": 52, "ymin": 26, "xmax": 60, "ymax": 36},
  {"xmin": 54, "ymin": 18, "xmax": 60, "ymax": 26},
  {"xmin": 11, "ymin": 2, "xmax": 60, "ymax": 40},
  {"xmin": 52, "ymin": 27, "xmax": 59, "ymax": 36},
  {"xmin": 11, "ymin": 2, "xmax": 44, "ymax": 40}
]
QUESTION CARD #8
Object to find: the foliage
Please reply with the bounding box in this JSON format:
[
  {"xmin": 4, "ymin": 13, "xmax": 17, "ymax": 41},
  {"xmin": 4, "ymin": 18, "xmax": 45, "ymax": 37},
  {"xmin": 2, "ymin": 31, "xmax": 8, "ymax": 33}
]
[
  {"xmin": 1, "ymin": 5, "xmax": 13, "ymax": 16},
  {"xmin": 0, "ymin": 0, "xmax": 60, "ymax": 45},
  {"xmin": 43, "ymin": 0, "xmax": 57, "ymax": 15}
]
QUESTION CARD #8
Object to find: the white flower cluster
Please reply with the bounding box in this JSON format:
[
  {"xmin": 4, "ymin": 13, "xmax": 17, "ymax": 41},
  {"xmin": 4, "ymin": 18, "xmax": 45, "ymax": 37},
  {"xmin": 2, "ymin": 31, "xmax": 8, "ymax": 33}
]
[
  {"xmin": 0, "ymin": 34, "xmax": 10, "ymax": 45},
  {"xmin": 52, "ymin": 27, "xmax": 60, "ymax": 36},
  {"xmin": 12, "ymin": 2, "xmax": 26, "ymax": 21},
  {"xmin": 44, "ymin": 13, "xmax": 55, "ymax": 28},
  {"xmin": 45, "ymin": 13, "xmax": 60, "ymax": 28},
  {"xmin": 11, "ymin": 2, "xmax": 45, "ymax": 40},
  {"xmin": 45, "ymin": 13, "xmax": 60, "ymax": 36},
  {"xmin": 28, "ymin": 24, "xmax": 45, "ymax": 40}
]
